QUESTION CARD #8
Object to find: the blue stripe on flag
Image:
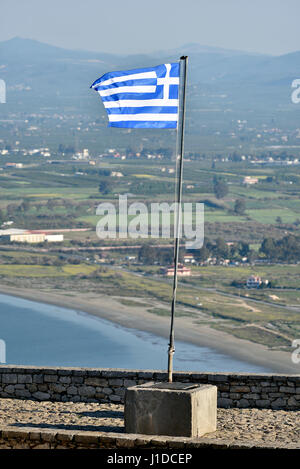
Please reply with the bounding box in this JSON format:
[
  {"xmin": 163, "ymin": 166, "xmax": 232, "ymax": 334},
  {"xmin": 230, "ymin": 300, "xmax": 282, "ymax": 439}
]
[
  {"xmin": 109, "ymin": 121, "xmax": 177, "ymax": 129},
  {"xmin": 106, "ymin": 106, "xmax": 178, "ymax": 115},
  {"xmin": 169, "ymin": 84, "xmax": 179, "ymax": 99}
]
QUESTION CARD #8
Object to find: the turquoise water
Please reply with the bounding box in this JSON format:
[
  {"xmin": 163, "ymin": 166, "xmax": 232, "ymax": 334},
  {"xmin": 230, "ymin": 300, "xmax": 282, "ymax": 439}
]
[{"xmin": 0, "ymin": 293, "xmax": 271, "ymax": 372}]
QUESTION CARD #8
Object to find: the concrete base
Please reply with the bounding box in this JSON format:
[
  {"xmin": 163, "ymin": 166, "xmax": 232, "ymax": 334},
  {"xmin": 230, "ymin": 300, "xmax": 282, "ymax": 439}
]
[{"xmin": 125, "ymin": 381, "xmax": 217, "ymax": 437}]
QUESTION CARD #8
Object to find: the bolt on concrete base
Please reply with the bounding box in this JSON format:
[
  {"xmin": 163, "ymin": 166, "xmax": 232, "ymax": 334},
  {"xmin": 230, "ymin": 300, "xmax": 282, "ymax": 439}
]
[{"xmin": 125, "ymin": 381, "xmax": 217, "ymax": 438}]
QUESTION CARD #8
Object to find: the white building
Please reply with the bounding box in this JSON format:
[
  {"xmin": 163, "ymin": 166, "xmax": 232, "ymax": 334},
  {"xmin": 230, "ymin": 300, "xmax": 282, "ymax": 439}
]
[
  {"xmin": 183, "ymin": 254, "xmax": 196, "ymax": 264},
  {"xmin": 246, "ymin": 275, "xmax": 262, "ymax": 288},
  {"xmin": 45, "ymin": 234, "xmax": 64, "ymax": 243},
  {"xmin": 164, "ymin": 264, "xmax": 191, "ymax": 277},
  {"xmin": 0, "ymin": 230, "xmax": 64, "ymax": 243},
  {"xmin": 9, "ymin": 233, "xmax": 45, "ymax": 243},
  {"xmin": 243, "ymin": 176, "xmax": 258, "ymax": 185}
]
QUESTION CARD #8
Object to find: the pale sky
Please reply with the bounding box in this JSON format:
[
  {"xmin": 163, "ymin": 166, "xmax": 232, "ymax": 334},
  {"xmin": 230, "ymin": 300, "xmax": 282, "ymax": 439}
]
[{"xmin": 1, "ymin": 0, "xmax": 299, "ymax": 56}]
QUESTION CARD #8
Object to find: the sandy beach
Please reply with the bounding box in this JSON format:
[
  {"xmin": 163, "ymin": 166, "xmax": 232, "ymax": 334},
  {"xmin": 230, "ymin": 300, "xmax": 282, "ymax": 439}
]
[{"xmin": 0, "ymin": 283, "xmax": 299, "ymax": 374}]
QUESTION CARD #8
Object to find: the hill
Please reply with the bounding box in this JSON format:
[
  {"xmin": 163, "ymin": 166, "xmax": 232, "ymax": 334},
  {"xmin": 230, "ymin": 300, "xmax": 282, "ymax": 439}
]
[{"xmin": 0, "ymin": 37, "xmax": 299, "ymax": 147}]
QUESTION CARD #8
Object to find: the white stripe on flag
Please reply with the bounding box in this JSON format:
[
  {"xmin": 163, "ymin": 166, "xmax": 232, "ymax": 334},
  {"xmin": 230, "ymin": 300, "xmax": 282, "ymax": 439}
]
[
  {"xmin": 99, "ymin": 86, "xmax": 156, "ymax": 97},
  {"xmin": 103, "ymin": 99, "xmax": 178, "ymax": 108},
  {"xmin": 157, "ymin": 77, "xmax": 179, "ymax": 85},
  {"xmin": 98, "ymin": 71, "xmax": 157, "ymax": 87},
  {"xmin": 108, "ymin": 113, "xmax": 178, "ymax": 122}
]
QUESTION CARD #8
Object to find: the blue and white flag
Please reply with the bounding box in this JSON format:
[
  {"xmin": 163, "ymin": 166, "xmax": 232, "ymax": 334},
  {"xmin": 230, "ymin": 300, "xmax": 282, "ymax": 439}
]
[{"xmin": 90, "ymin": 63, "xmax": 180, "ymax": 129}]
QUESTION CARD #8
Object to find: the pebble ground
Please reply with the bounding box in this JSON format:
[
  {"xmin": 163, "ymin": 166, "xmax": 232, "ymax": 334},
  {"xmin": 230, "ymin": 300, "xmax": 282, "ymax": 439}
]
[{"xmin": 0, "ymin": 398, "xmax": 299, "ymax": 446}]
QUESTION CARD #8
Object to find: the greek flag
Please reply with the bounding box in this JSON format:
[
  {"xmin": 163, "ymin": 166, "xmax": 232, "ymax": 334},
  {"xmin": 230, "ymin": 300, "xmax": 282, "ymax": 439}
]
[{"xmin": 90, "ymin": 63, "xmax": 180, "ymax": 128}]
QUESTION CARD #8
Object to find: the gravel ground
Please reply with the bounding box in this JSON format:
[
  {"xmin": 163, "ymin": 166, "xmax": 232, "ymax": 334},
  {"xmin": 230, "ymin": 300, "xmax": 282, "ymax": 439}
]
[{"xmin": 0, "ymin": 399, "xmax": 299, "ymax": 446}]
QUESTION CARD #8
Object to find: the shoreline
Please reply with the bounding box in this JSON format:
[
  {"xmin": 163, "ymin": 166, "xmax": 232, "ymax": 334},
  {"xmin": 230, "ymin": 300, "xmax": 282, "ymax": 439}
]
[{"xmin": 0, "ymin": 284, "xmax": 299, "ymax": 374}]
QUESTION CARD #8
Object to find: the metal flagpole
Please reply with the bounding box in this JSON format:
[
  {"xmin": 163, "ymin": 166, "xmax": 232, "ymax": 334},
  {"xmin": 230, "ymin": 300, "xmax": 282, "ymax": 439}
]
[{"xmin": 167, "ymin": 56, "xmax": 188, "ymax": 383}]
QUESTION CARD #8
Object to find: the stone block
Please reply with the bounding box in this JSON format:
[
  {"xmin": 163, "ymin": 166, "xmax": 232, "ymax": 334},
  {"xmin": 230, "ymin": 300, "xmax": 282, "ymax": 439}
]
[
  {"xmin": 124, "ymin": 379, "xmax": 137, "ymax": 387},
  {"xmin": 72, "ymin": 377, "xmax": 84, "ymax": 384},
  {"xmin": 153, "ymin": 372, "xmax": 167, "ymax": 381},
  {"xmin": 102, "ymin": 387, "xmax": 113, "ymax": 395},
  {"xmin": 15, "ymin": 384, "xmax": 25, "ymax": 390},
  {"xmin": 255, "ymin": 399, "xmax": 270, "ymax": 408},
  {"xmin": 44, "ymin": 375, "xmax": 58, "ymax": 383},
  {"xmin": 78, "ymin": 386, "xmax": 95, "ymax": 397},
  {"xmin": 137, "ymin": 372, "xmax": 154, "ymax": 379},
  {"xmin": 125, "ymin": 381, "xmax": 217, "ymax": 438},
  {"xmin": 115, "ymin": 387, "xmax": 126, "ymax": 397},
  {"xmin": 49, "ymin": 383, "xmax": 65, "ymax": 394},
  {"xmin": 17, "ymin": 374, "xmax": 32, "ymax": 384},
  {"xmin": 37, "ymin": 384, "xmax": 48, "ymax": 392},
  {"xmin": 3, "ymin": 385, "xmax": 15, "ymax": 394},
  {"xmin": 108, "ymin": 379, "xmax": 123, "ymax": 387},
  {"xmin": 66, "ymin": 385, "xmax": 77, "ymax": 395},
  {"xmin": 279, "ymin": 386, "xmax": 295, "ymax": 394},
  {"xmin": 217, "ymin": 397, "xmax": 232, "ymax": 408},
  {"xmin": 59, "ymin": 376, "xmax": 71, "ymax": 385},
  {"xmin": 33, "ymin": 391, "xmax": 50, "ymax": 400},
  {"xmin": 15, "ymin": 389, "xmax": 31, "ymax": 398},
  {"xmin": 85, "ymin": 377, "xmax": 107, "ymax": 386},
  {"xmin": 33, "ymin": 374, "xmax": 44, "ymax": 384},
  {"xmin": 109, "ymin": 395, "xmax": 122, "ymax": 402},
  {"xmin": 230, "ymin": 386, "xmax": 250, "ymax": 393},
  {"xmin": 236, "ymin": 399, "xmax": 249, "ymax": 408},
  {"xmin": 2, "ymin": 374, "xmax": 17, "ymax": 384},
  {"xmin": 102, "ymin": 370, "xmax": 126, "ymax": 378},
  {"xmin": 271, "ymin": 397, "xmax": 286, "ymax": 409},
  {"xmin": 287, "ymin": 397, "xmax": 298, "ymax": 407}
]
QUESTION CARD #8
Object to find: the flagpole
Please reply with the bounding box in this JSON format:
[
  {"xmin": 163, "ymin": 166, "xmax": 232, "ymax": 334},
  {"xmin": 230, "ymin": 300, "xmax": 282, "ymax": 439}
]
[{"xmin": 167, "ymin": 56, "xmax": 188, "ymax": 383}]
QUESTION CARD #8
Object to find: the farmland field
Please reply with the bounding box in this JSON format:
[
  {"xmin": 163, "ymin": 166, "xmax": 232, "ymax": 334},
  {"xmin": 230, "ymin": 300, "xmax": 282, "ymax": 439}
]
[{"xmin": 0, "ymin": 154, "xmax": 300, "ymax": 352}]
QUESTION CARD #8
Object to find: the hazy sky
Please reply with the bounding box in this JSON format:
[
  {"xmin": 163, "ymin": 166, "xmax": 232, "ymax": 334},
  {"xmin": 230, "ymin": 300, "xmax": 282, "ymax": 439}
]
[{"xmin": 1, "ymin": 0, "xmax": 299, "ymax": 55}]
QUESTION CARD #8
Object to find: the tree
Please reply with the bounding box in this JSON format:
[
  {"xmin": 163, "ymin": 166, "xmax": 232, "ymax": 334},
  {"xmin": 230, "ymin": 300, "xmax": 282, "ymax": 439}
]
[
  {"xmin": 247, "ymin": 250, "xmax": 257, "ymax": 264},
  {"xmin": 159, "ymin": 248, "xmax": 176, "ymax": 265},
  {"xmin": 138, "ymin": 245, "xmax": 157, "ymax": 264},
  {"xmin": 214, "ymin": 237, "xmax": 229, "ymax": 259},
  {"xmin": 234, "ymin": 199, "xmax": 246, "ymax": 215},
  {"xmin": 238, "ymin": 242, "xmax": 250, "ymax": 257},
  {"xmin": 46, "ymin": 199, "xmax": 56, "ymax": 211},
  {"xmin": 213, "ymin": 176, "xmax": 228, "ymax": 199},
  {"xmin": 98, "ymin": 169, "xmax": 110, "ymax": 177},
  {"xmin": 99, "ymin": 180, "xmax": 112, "ymax": 195},
  {"xmin": 260, "ymin": 238, "xmax": 277, "ymax": 259},
  {"xmin": 194, "ymin": 244, "xmax": 210, "ymax": 262},
  {"xmin": 6, "ymin": 204, "xmax": 18, "ymax": 217},
  {"xmin": 20, "ymin": 200, "xmax": 30, "ymax": 212}
]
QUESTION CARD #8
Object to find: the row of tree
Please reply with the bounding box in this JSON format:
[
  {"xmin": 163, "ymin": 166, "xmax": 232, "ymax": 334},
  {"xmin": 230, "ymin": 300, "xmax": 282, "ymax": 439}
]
[
  {"xmin": 191, "ymin": 238, "xmax": 251, "ymax": 262},
  {"xmin": 138, "ymin": 245, "xmax": 178, "ymax": 265},
  {"xmin": 260, "ymin": 235, "xmax": 300, "ymax": 262},
  {"xmin": 193, "ymin": 234, "xmax": 300, "ymax": 263},
  {"xmin": 138, "ymin": 234, "xmax": 300, "ymax": 266}
]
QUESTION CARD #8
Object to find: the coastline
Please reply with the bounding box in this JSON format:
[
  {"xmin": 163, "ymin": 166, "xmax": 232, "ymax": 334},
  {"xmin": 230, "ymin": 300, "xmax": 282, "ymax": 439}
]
[{"xmin": 0, "ymin": 284, "xmax": 299, "ymax": 374}]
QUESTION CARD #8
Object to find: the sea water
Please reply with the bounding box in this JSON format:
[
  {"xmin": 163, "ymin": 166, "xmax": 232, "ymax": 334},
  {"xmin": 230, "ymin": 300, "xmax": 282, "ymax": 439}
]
[{"xmin": 0, "ymin": 293, "xmax": 271, "ymax": 372}]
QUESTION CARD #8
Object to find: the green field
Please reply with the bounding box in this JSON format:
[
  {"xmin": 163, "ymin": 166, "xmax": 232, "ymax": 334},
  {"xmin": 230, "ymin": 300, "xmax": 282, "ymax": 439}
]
[
  {"xmin": 0, "ymin": 155, "xmax": 300, "ymax": 350},
  {"xmin": 0, "ymin": 263, "xmax": 97, "ymax": 277}
]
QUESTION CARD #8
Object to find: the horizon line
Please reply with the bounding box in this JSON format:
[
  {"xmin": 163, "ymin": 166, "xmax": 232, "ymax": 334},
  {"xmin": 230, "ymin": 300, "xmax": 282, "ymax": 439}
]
[{"xmin": 1, "ymin": 35, "xmax": 299, "ymax": 58}]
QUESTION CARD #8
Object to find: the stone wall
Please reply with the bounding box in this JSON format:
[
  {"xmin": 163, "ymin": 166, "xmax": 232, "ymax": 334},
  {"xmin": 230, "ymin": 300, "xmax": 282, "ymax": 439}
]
[
  {"xmin": 0, "ymin": 426, "xmax": 296, "ymax": 450},
  {"xmin": 0, "ymin": 365, "xmax": 299, "ymax": 410}
]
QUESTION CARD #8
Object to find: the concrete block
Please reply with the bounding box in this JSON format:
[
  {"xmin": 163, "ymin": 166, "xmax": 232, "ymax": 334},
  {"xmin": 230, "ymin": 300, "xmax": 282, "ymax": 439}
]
[{"xmin": 125, "ymin": 381, "xmax": 217, "ymax": 438}]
